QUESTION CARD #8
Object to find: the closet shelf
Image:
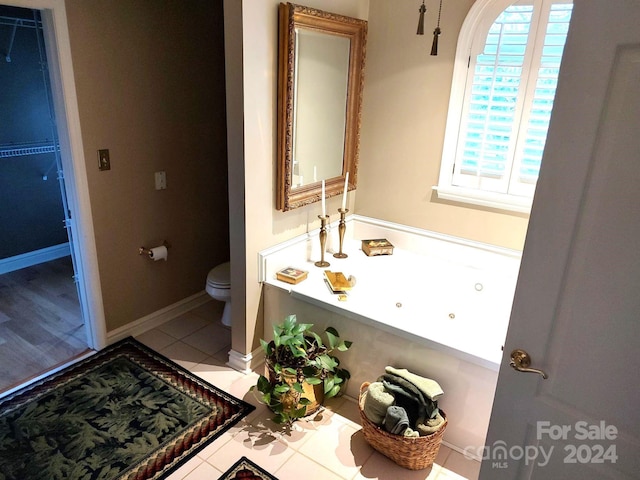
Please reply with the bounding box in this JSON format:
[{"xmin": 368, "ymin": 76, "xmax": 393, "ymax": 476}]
[
  {"xmin": 0, "ymin": 143, "xmax": 59, "ymax": 158},
  {"xmin": 0, "ymin": 16, "xmax": 41, "ymax": 29}
]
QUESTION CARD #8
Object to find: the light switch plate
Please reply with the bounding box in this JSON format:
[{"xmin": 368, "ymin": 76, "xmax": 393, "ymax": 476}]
[{"xmin": 98, "ymin": 149, "xmax": 110, "ymax": 171}]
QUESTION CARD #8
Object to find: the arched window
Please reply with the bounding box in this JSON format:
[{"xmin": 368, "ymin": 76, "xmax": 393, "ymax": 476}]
[{"xmin": 435, "ymin": 0, "xmax": 573, "ymax": 212}]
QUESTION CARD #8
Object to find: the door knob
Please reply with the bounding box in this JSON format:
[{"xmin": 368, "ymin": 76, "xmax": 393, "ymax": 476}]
[{"xmin": 510, "ymin": 349, "xmax": 548, "ymax": 379}]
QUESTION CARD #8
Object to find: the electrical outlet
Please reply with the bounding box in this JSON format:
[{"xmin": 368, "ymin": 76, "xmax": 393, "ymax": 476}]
[
  {"xmin": 155, "ymin": 171, "xmax": 167, "ymax": 190},
  {"xmin": 98, "ymin": 149, "xmax": 111, "ymax": 171}
]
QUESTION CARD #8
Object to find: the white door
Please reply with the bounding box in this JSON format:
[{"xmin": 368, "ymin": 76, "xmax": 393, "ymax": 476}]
[{"xmin": 481, "ymin": 2, "xmax": 640, "ymax": 479}]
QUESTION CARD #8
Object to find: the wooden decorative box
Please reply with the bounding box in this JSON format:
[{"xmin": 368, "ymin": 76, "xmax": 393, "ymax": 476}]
[
  {"xmin": 276, "ymin": 267, "xmax": 308, "ymax": 284},
  {"xmin": 362, "ymin": 239, "xmax": 394, "ymax": 256}
]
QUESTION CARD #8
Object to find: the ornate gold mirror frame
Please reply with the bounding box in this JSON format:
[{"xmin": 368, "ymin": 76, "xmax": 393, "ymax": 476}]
[{"xmin": 276, "ymin": 3, "xmax": 367, "ymax": 211}]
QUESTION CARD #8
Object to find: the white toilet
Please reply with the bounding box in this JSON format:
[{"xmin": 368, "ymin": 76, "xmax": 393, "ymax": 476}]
[{"xmin": 205, "ymin": 261, "xmax": 231, "ymax": 327}]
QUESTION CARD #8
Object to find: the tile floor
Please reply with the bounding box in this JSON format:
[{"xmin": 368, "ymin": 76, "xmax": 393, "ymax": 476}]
[{"xmin": 135, "ymin": 300, "xmax": 482, "ymax": 480}]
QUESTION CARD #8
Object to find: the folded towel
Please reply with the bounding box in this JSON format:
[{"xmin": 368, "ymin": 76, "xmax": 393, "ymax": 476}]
[
  {"xmin": 380, "ymin": 377, "xmax": 423, "ymax": 427},
  {"xmin": 404, "ymin": 427, "xmax": 420, "ymax": 438},
  {"xmin": 363, "ymin": 382, "xmax": 395, "ymax": 426},
  {"xmin": 416, "ymin": 412, "xmax": 445, "ymax": 436},
  {"xmin": 380, "ymin": 373, "xmax": 439, "ymax": 424},
  {"xmin": 384, "ymin": 405, "xmax": 410, "ymax": 435},
  {"xmin": 385, "ymin": 366, "xmax": 444, "ymax": 401}
]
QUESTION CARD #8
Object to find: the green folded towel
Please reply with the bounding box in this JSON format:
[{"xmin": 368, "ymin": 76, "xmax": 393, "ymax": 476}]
[
  {"xmin": 363, "ymin": 382, "xmax": 394, "ymax": 426},
  {"xmin": 385, "ymin": 366, "xmax": 444, "ymax": 401},
  {"xmin": 380, "ymin": 376, "xmax": 426, "ymax": 426},
  {"xmin": 380, "ymin": 373, "xmax": 439, "ymax": 424},
  {"xmin": 384, "ymin": 405, "xmax": 410, "ymax": 435}
]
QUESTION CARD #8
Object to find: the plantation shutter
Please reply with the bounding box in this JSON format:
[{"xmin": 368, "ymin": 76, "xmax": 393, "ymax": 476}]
[{"xmin": 452, "ymin": 0, "xmax": 572, "ymax": 196}]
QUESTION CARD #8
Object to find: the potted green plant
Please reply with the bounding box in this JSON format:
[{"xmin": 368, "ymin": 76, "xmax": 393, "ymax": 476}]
[{"xmin": 250, "ymin": 314, "xmax": 352, "ymax": 425}]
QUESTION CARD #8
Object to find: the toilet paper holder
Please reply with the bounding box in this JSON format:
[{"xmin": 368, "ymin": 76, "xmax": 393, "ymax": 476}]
[{"xmin": 139, "ymin": 241, "xmax": 171, "ymax": 259}]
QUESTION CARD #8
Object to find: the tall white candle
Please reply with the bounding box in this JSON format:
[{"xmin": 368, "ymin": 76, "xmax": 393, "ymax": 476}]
[
  {"xmin": 341, "ymin": 172, "xmax": 349, "ymax": 211},
  {"xmin": 321, "ymin": 180, "xmax": 326, "ymax": 217}
]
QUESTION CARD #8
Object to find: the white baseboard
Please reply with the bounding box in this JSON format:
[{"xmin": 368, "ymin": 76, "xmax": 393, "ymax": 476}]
[
  {"xmin": 0, "ymin": 243, "xmax": 71, "ymax": 275},
  {"xmin": 106, "ymin": 291, "xmax": 265, "ymax": 376},
  {"xmin": 442, "ymin": 440, "xmax": 482, "ymax": 462},
  {"xmin": 227, "ymin": 347, "xmax": 264, "ymax": 374},
  {"xmin": 106, "ymin": 291, "xmax": 212, "ymax": 344}
]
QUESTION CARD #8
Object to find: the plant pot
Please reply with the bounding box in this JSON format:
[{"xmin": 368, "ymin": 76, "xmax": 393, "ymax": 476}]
[{"xmin": 265, "ymin": 364, "xmax": 325, "ymax": 416}]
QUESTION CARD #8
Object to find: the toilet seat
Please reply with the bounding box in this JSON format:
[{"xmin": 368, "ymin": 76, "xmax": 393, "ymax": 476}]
[
  {"xmin": 206, "ymin": 261, "xmax": 230, "ymax": 289},
  {"xmin": 205, "ymin": 261, "xmax": 232, "ymax": 327}
]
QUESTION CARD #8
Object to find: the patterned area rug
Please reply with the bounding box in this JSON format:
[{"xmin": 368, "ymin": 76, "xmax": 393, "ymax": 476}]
[
  {"xmin": 218, "ymin": 457, "xmax": 279, "ymax": 480},
  {"xmin": 0, "ymin": 337, "xmax": 254, "ymax": 480}
]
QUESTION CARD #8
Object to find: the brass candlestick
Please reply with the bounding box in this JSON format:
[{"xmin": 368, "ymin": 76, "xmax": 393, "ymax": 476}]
[
  {"xmin": 315, "ymin": 215, "xmax": 330, "ymax": 267},
  {"xmin": 333, "ymin": 208, "xmax": 348, "ymax": 258}
]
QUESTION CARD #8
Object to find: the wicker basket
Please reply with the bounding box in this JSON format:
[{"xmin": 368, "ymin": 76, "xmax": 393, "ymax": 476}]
[{"xmin": 358, "ymin": 382, "xmax": 447, "ymax": 470}]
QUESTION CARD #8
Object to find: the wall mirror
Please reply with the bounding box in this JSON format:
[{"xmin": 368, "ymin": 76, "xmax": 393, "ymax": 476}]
[{"xmin": 276, "ymin": 3, "xmax": 367, "ymax": 211}]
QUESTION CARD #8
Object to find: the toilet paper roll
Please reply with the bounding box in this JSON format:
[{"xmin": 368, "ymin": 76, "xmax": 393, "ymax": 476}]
[{"xmin": 149, "ymin": 245, "xmax": 168, "ymax": 261}]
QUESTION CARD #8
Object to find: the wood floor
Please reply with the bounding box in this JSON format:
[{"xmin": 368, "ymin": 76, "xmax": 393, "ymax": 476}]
[{"xmin": 0, "ymin": 256, "xmax": 89, "ymax": 394}]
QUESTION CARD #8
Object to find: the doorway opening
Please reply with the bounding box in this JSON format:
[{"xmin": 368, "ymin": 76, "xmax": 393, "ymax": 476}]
[{"xmin": 0, "ymin": 4, "xmax": 92, "ymax": 394}]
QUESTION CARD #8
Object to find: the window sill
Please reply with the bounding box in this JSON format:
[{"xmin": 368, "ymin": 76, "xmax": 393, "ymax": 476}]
[{"xmin": 432, "ymin": 185, "xmax": 532, "ymax": 214}]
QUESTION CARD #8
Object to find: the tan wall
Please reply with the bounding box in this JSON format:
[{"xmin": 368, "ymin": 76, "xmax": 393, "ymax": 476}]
[
  {"xmin": 66, "ymin": 0, "xmax": 229, "ymax": 331},
  {"xmin": 228, "ymin": 0, "xmax": 369, "ymax": 356},
  {"xmin": 357, "ymin": 0, "xmax": 529, "ymax": 251}
]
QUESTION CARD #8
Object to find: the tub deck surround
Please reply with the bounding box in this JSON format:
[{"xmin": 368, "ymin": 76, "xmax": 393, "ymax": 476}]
[
  {"xmin": 259, "ymin": 215, "xmax": 521, "ymax": 371},
  {"xmin": 263, "ymin": 283, "xmax": 500, "ymax": 457}
]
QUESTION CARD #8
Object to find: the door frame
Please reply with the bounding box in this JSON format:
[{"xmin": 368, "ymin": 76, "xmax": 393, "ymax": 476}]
[{"xmin": 7, "ymin": 0, "xmax": 106, "ymax": 350}]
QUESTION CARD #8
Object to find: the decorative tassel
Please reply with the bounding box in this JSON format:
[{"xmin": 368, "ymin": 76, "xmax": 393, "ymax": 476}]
[
  {"xmin": 417, "ymin": 1, "xmax": 426, "ymax": 35},
  {"xmin": 431, "ymin": 27, "xmax": 441, "ymax": 56},
  {"xmin": 430, "ymin": 0, "xmax": 444, "ymax": 56}
]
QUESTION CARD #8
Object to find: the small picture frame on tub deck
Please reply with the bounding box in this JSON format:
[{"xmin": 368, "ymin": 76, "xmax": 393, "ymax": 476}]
[
  {"xmin": 276, "ymin": 266, "xmax": 308, "ymax": 284},
  {"xmin": 361, "ymin": 239, "xmax": 394, "ymax": 256}
]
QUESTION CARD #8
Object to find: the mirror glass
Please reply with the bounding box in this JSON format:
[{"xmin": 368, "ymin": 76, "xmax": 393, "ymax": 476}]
[
  {"xmin": 293, "ymin": 29, "xmax": 349, "ymax": 188},
  {"xmin": 277, "ymin": 3, "xmax": 367, "ymax": 211}
]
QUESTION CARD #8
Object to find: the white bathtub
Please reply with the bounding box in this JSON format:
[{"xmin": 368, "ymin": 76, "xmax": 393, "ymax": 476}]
[
  {"xmin": 260, "ymin": 216, "xmax": 520, "ymax": 370},
  {"xmin": 359, "ymin": 266, "xmax": 515, "ymax": 367},
  {"xmin": 260, "ymin": 215, "xmax": 521, "ymax": 454}
]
